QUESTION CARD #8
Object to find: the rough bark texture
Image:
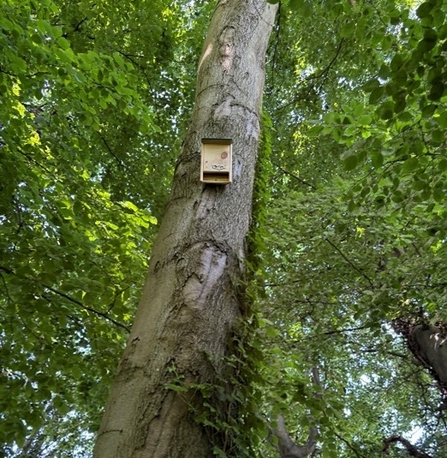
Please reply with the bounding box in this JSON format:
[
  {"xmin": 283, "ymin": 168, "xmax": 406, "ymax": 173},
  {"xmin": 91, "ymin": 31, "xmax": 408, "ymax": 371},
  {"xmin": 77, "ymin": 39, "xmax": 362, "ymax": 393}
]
[{"xmin": 94, "ymin": 1, "xmax": 277, "ymax": 457}]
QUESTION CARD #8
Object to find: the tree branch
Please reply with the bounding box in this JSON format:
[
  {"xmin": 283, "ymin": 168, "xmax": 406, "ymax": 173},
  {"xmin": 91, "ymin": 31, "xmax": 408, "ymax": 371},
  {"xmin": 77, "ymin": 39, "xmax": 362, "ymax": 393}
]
[
  {"xmin": 271, "ymin": 368, "xmax": 319, "ymax": 457},
  {"xmin": 312, "ymin": 39, "xmax": 344, "ymax": 83},
  {"xmin": 333, "ymin": 432, "xmax": 366, "ymax": 458},
  {"xmin": 272, "ymin": 414, "xmax": 317, "ymax": 458},
  {"xmin": 382, "ymin": 435, "xmax": 432, "ymax": 458},
  {"xmin": 320, "ymin": 326, "xmax": 368, "ymax": 336},
  {"xmin": 1, "ymin": 265, "xmax": 130, "ymax": 332}
]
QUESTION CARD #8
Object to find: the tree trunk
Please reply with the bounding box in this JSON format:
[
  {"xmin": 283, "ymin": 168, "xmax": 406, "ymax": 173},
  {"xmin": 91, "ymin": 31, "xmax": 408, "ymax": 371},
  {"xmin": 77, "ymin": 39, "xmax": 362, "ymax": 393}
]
[
  {"xmin": 394, "ymin": 319, "xmax": 447, "ymax": 393},
  {"xmin": 411, "ymin": 324, "xmax": 447, "ymax": 390},
  {"xmin": 93, "ymin": 1, "xmax": 278, "ymax": 457}
]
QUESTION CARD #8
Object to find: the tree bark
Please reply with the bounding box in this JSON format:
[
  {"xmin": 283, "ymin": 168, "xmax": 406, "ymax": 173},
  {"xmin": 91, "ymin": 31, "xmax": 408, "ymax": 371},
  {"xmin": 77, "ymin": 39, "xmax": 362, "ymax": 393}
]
[
  {"xmin": 93, "ymin": 1, "xmax": 278, "ymax": 457},
  {"xmin": 272, "ymin": 414, "xmax": 317, "ymax": 458}
]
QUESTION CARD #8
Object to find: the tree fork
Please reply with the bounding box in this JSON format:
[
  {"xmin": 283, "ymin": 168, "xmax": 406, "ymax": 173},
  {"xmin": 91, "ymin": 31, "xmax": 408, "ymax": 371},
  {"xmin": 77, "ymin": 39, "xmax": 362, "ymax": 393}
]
[
  {"xmin": 93, "ymin": 1, "xmax": 278, "ymax": 457},
  {"xmin": 270, "ymin": 368, "xmax": 319, "ymax": 458}
]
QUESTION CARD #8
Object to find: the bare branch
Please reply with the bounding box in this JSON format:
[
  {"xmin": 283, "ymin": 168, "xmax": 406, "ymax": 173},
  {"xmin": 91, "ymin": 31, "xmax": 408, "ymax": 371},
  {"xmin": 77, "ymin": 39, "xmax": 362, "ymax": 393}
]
[
  {"xmin": 274, "ymin": 163, "xmax": 317, "ymax": 190},
  {"xmin": 272, "ymin": 414, "xmax": 317, "ymax": 458},
  {"xmin": 312, "ymin": 39, "xmax": 344, "ymax": 83},
  {"xmin": 333, "ymin": 432, "xmax": 366, "ymax": 458}
]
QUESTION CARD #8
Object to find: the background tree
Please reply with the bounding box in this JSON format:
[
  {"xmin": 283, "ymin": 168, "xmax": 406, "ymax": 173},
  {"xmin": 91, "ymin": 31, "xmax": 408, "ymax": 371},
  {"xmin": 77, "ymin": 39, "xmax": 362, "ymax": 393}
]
[{"xmin": 257, "ymin": 0, "xmax": 447, "ymax": 456}]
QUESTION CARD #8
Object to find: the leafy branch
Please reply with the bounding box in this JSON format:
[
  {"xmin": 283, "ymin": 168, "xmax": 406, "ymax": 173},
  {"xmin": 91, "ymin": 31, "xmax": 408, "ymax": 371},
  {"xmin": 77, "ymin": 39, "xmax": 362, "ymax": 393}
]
[{"xmin": 0, "ymin": 266, "xmax": 130, "ymax": 332}]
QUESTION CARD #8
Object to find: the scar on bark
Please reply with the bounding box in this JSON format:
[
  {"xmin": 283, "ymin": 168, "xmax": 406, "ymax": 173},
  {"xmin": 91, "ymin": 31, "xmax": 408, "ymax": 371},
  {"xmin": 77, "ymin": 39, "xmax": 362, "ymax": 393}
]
[{"xmin": 269, "ymin": 367, "xmax": 319, "ymax": 457}]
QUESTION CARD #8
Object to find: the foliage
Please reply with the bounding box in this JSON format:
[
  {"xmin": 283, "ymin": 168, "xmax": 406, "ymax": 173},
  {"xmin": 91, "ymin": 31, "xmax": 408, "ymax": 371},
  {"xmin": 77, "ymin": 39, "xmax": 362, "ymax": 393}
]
[
  {"xmin": 321, "ymin": 0, "xmax": 447, "ymax": 216},
  {"xmin": 256, "ymin": 0, "xmax": 447, "ymax": 456}
]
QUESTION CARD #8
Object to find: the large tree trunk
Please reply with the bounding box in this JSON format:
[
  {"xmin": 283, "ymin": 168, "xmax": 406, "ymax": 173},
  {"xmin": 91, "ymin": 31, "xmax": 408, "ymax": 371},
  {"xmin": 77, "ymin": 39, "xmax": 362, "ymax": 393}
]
[{"xmin": 93, "ymin": 1, "xmax": 278, "ymax": 457}]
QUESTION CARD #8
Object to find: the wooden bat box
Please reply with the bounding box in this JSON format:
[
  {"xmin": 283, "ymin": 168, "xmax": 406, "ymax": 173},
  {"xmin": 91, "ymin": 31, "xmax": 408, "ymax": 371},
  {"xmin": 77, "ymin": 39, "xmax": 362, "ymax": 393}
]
[{"xmin": 200, "ymin": 138, "xmax": 232, "ymax": 184}]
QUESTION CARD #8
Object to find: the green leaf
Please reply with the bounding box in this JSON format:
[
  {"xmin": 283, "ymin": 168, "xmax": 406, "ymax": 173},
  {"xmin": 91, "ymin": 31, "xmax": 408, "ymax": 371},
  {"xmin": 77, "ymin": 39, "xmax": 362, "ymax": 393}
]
[
  {"xmin": 165, "ymin": 383, "xmax": 188, "ymax": 393},
  {"xmin": 402, "ymin": 157, "xmax": 419, "ymax": 173},
  {"xmin": 369, "ymin": 87, "xmax": 384, "ymax": 104},
  {"xmin": 265, "ymin": 325, "xmax": 279, "ymax": 338},
  {"xmin": 394, "ymin": 97, "xmax": 406, "ymax": 113},
  {"xmin": 438, "ymin": 158, "xmax": 447, "ymax": 171},
  {"xmin": 371, "ymin": 152, "xmax": 384, "ymax": 168},
  {"xmin": 57, "ymin": 36, "xmax": 71, "ymax": 50},
  {"xmin": 390, "ymin": 54, "xmax": 404, "ymax": 72},
  {"xmin": 379, "ymin": 107, "xmax": 394, "ymax": 120},
  {"xmin": 343, "ymin": 153, "xmax": 358, "ymax": 171},
  {"xmin": 307, "ymin": 125, "xmax": 324, "ymax": 137},
  {"xmin": 363, "ymin": 78, "xmax": 380, "ymax": 92},
  {"xmin": 429, "ymin": 80, "xmax": 445, "ymax": 100},
  {"xmin": 417, "ymin": 1, "xmax": 435, "ymax": 18},
  {"xmin": 437, "ymin": 110, "xmax": 447, "ymax": 128},
  {"xmin": 421, "ymin": 104, "xmax": 436, "ymax": 118}
]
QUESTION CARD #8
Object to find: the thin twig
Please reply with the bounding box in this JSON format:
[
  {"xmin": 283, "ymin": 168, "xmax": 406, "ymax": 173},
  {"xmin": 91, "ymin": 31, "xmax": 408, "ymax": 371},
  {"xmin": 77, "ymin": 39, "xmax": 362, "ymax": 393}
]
[
  {"xmin": 312, "ymin": 39, "xmax": 344, "ymax": 83},
  {"xmin": 325, "ymin": 237, "xmax": 374, "ymax": 289},
  {"xmin": 274, "ymin": 163, "xmax": 317, "ymax": 190},
  {"xmin": 43, "ymin": 284, "xmax": 131, "ymax": 333}
]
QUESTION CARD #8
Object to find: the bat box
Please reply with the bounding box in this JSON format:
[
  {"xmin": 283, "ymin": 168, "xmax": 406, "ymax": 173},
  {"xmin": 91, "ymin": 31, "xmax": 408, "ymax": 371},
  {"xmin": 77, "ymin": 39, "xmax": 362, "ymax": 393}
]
[{"xmin": 200, "ymin": 138, "xmax": 232, "ymax": 184}]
